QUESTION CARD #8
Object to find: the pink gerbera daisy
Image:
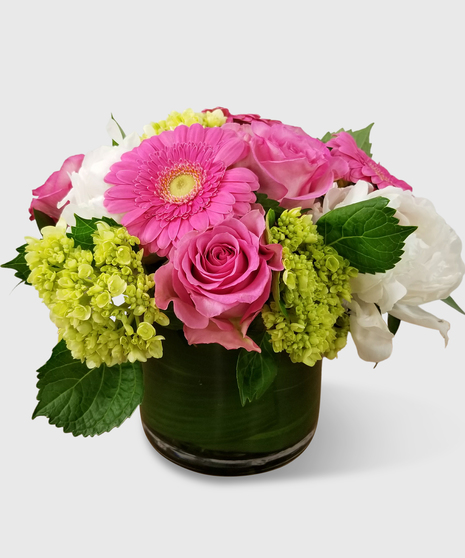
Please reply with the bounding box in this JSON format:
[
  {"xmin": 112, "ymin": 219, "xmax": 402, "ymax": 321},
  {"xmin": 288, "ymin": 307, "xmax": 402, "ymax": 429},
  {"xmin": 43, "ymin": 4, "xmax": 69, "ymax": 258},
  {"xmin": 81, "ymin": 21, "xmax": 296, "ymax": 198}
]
[
  {"xmin": 327, "ymin": 131, "xmax": 412, "ymax": 191},
  {"xmin": 104, "ymin": 124, "xmax": 259, "ymax": 256}
]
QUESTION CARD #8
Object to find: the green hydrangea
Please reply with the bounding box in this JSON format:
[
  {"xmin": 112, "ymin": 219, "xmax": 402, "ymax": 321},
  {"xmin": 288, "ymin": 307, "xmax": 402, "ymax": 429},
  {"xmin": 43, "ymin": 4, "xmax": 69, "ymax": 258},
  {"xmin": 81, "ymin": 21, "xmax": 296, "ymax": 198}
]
[
  {"xmin": 262, "ymin": 208, "xmax": 357, "ymax": 367},
  {"xmin": 25, "ymin": 220, "xmax": 168, "ymax": 369},
  {"xmin": 141, "ymin": 108, "xmax": 227, "ymax": 139}
]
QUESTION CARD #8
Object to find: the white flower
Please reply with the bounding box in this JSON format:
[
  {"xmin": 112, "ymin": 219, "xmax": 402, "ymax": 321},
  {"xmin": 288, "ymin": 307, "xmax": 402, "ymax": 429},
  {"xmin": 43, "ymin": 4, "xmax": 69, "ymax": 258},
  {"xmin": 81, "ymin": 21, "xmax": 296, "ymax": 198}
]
[
  {"xmin": 59, "ymin": 133, "xmax": 141, "ymax": 226},
  {"xmin": 313, "ymin": 181, "xmax": 465, "ymax": 362}
]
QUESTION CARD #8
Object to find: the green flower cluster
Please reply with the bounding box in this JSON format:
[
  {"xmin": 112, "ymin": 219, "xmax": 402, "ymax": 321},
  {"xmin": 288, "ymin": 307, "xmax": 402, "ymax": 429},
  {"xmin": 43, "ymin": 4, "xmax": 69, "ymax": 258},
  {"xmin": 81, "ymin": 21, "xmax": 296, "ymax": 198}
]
[
  {"xmin": 262, "ymin": 209, "xmax": 358, "ymax": 367},
  {"xmin": 142, "ymin": 108, "xmax": 227, "ymax": 139},
  {"xmin": 25, "ymin": 221, "xmax": 168, "ymax": 368}
]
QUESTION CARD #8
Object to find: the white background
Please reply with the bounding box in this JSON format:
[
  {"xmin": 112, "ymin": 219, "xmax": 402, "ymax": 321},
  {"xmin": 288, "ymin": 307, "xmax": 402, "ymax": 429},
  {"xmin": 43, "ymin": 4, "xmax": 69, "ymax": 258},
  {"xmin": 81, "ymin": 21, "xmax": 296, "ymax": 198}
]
[{"xmin": 1, "ymin": 1, "xmax": 464, "ymax": 557}]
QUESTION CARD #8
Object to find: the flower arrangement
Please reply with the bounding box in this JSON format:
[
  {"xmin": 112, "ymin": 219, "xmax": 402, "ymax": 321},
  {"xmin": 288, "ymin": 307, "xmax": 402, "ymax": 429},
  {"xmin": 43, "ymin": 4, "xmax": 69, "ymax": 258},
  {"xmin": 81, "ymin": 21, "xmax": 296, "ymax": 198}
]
[{"xmin": 3, "ymin": 107, "xmax": 464, "ymax": 438}]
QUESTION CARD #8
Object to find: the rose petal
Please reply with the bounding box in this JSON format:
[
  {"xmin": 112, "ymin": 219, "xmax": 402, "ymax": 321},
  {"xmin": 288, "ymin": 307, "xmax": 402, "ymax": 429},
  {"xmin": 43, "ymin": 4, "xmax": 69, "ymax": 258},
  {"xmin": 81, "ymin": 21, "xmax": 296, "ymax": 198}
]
[{"xmin": 184, "ymin": 321, "xmax": 259, "ymax": 352}]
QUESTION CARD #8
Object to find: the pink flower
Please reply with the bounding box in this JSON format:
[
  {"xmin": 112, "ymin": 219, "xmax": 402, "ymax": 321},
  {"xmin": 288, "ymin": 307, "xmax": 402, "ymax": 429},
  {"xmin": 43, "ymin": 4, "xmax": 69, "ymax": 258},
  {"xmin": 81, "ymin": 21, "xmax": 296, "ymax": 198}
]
[
  {"xmin": 244, "ymin": 121, "xmax": 349, "ymax": 209},
  {"xmin": 29, "ymin": 154, "xmax": 84, "ymax": 221},
  {"xmin": 202, "ymin": 107, "xmax": 282, "ymax": 126},
  {"xmin": 327, "ymin": 132, "xmax": 412, "ymax": 191},
  {"xmin": 154, "ymin": 210, "xmax": 283, "ymax": 352},
  {"xmin": 104, "ymin": 124, "xmax": 258, "ymax": 257}
]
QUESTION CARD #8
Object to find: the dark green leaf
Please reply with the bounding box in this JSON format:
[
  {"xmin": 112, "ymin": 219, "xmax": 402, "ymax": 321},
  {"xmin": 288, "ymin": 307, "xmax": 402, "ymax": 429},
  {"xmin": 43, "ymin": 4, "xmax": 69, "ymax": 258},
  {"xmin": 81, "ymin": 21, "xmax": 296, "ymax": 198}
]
[
  {"xmin": 441, "ymin": 296, "xmax": 465, "ymax": 315},
  {"xmin": 316, "ymin": 197, "xmax": 417, "ymax": 274},
  {"xmin": 71, "ymin": 215, "xmax": 119, "ymax": 251},
  {"xmin": 387, "ymin": 314, "xmax": 401, "ymax": 335},
  {"xmin": 255, "ymin": 193, "xmax": 285, "ymax": 219},
  {"xmin": 236, "ymin": 333, "xmax": 278, "ymax": 406},
  {"xmin": 32, "ymin": 340, "xmax": 144, "ymax": 436},
  {"xmin": 33, "ymin": 209, "xmax": 56, "ymax": 232},
  {"xmin": 321, "ymin": 123, "xmax": 374, "ymax": 157},
  {"xmin": 1, "ymin": 244, "xmax": 30, "ymax": 284}
]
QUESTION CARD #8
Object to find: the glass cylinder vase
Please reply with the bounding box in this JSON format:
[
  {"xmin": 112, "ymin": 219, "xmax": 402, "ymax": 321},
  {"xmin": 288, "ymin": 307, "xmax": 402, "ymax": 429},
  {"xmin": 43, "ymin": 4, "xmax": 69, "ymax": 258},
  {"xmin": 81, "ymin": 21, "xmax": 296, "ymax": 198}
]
[{"xmin": 140, "ymin": 328, "xmax": 321, "ymax": 476}]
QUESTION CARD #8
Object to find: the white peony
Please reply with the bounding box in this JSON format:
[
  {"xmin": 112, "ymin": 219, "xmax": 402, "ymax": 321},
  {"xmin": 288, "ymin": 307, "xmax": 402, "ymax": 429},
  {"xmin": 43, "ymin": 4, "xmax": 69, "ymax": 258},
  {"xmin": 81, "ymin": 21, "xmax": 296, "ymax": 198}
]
[
  {"xmin": 60, "ymin": 132, "xmax": 141, "ymax": 226},
  {"xmin": 313, "ymin": 181, "xmax": 465, "ymax": 362}
]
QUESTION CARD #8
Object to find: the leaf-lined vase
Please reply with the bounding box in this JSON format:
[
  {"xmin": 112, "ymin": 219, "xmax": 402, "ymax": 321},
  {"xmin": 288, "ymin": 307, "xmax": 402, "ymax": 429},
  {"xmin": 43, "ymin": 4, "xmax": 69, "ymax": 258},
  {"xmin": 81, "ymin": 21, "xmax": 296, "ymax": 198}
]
[{"xmin": 140, "ymin": 328, "xmax": 321, "ymax": 476}]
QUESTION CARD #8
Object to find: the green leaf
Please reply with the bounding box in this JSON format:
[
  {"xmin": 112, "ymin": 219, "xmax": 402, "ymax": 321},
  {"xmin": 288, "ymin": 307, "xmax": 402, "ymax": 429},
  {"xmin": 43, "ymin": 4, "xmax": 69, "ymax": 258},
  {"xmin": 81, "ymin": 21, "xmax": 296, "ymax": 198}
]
[
  {"xmin": 1, "ymin": 244, "xmax": 30, "ymax": 284},
  {"xmin": 255, "ymin": 193, "xmax": 284, "ymax": 219},
  {"xmin": 278, "ymin": 299, "xmax": 290, "ymax": 320},
  {"xmin": 265, "ymin": 208, "xmax": 275, "ymax": 244},
  {"xmin": 236, "ymin": 332, "xmax": 278, "ymax": 406},
  {"xmin": 321, "ymin": 123, "xmax": 374, "ymax": 156},
  {"xmin": 110, "ymin": 113, "xmax": 126, "ymax": 146},
  {"xmin": 33, "ymin": 209, "xmax": 56, "ymax": 232},
  {"xmin": 320, "ymin": 131, "xmax": 335, "ymax": 143},
  {"xmin": 441, "ymin": 296, "xmax": 465, "ymax": 315},
  {"xmin": 32, "ymin": 340, "xmax": 144, "ymax": 436},
  {"xmin": 387, "ymin": 314, "xmax": 401, "ymax": 335},
  {"xmin": 270, "ymin": 270, "xmax": 289, "ymax": 320},
  {"xmin": 266, "ymin": 208, "xmax": 276, "ymax": 229},
  {"xmin": 316, "ymin": 197, "xmax": 417, "ymax": 274},
  {"xmin": 71, "ymin": 215, "xmax": 119, "ymax": 251},
  {"xmin": 346, "ymin": 123, "xmax": 374, "ymax": 157}
]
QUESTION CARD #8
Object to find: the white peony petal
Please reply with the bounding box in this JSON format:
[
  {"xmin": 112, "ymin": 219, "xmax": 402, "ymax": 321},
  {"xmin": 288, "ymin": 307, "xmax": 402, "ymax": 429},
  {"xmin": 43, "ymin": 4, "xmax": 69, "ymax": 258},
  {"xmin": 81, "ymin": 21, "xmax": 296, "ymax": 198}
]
[
  {"xmin": 389, "ymin": 303, "xmax": 450, "ymax": 346},
  {"xmin": 352, "ymin": 275, "xmax": 407, "ymax": 312},
  {"xmin": 348, "ymin": 297, "xmax": 394, "ymax": 363},
  {"xmin": 59, "ymin": 132, "xmax": 141, "ymax": 226}
]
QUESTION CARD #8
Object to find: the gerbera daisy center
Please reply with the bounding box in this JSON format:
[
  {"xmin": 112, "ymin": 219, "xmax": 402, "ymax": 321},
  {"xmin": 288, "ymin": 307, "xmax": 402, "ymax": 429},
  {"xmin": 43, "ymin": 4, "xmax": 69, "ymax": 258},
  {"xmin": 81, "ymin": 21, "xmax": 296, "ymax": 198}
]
[
  {"xmin": 169, "ymin": 174, "xmax": 196, "ymax": 198},
  {"xmin": 157, "ymin": 162, "xmax": 205, "ymax": 204}
]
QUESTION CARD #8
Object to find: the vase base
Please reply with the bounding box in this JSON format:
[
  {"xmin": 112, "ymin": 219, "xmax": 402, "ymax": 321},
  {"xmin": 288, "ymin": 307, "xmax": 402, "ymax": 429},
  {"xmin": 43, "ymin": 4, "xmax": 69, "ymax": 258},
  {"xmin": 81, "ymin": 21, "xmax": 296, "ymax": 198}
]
[{"xmin": 142, "ymin": 423, "xmax": 316, "ymax": 476}]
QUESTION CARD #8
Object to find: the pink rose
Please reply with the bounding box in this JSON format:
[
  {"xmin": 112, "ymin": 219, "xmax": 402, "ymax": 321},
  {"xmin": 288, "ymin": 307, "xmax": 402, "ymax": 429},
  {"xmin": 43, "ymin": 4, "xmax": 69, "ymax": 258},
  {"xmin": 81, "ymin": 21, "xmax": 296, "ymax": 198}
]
[
  {"xmin": 154, "ymin": 210, "xmax": 283, "ymax": 352},
  {"xmin": 327, "ymin": 132, "xmax": 412, "ymax": 191},
  {"xmin": 29, "ymin": 154, "xmax": 84, "ymax": 221},
  {"xmin": 245, "ymin": 121, "xmax": 349, "ymax": 209}
]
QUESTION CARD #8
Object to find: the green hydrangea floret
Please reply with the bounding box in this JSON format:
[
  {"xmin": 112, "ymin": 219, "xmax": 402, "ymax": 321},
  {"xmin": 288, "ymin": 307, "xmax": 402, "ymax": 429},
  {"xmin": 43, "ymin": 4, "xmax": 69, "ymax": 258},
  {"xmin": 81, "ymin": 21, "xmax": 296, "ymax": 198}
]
[
  {"xmin": 141, "ymin": 108, "xmax": 227, "ymax": 139},
  {"xmin": 262, "ymin": 208, "xmax": 358, "ymax": 367},
  {"xmin": 25, "ymin": 220, "xmax": 168, "ymax": 368}
]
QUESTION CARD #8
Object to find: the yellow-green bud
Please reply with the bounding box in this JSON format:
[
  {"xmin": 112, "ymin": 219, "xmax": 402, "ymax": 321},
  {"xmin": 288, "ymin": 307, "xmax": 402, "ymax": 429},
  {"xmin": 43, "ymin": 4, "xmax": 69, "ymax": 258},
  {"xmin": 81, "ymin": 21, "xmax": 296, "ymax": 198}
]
[
  {"xmin": 116, "ymin": 246, "xmax": 132, "ymax": 266},
  {"xmin": 95, "ymin": 291, "xmax": 112, "ymax": 308},
  {"xmin": 137, "ymin": 322, "xmax": 156, "ymax": 341},
  {"xmin": 108, "ymin": 275, "xmax": 127, "ymax": 297},
  {"xmin": 68, "ymin": 304, "xmax": 92, "ymax": 321},
  {"xmin": 78, "ymin": 263, "xmax": 94, "ymax": 279}
]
